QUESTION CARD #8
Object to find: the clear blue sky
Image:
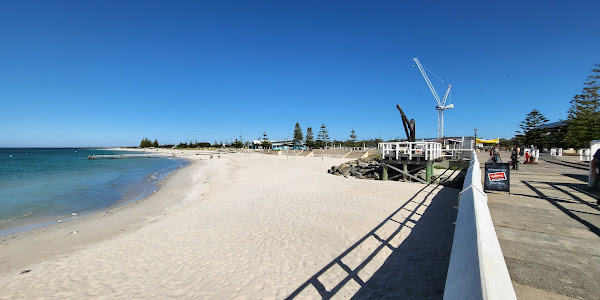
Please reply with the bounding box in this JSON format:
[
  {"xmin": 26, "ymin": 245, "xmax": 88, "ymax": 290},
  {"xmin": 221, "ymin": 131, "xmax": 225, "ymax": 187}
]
[{"xmin": 1, "ymin": 0, "xmax": 599, "ymax": 147}]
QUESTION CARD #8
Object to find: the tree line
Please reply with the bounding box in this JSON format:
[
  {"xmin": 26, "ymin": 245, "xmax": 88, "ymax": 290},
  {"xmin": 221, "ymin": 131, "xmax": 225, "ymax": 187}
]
[
  {"xmin": 512, "ymin": 64, "xmax": 599, "ymax": 149},
  {"xmin": 289, "ymin": 122, "xmax": 381, "ymax": 149},
  {"xmin": 140, "ymin": 126, "xmax": 385, "ymax": 150},
  {"xmin": 139, "ymin": 138, "xmax": 160, "ymax": 148},
  {"xmin": 139, "ymin": 138, "xmax": 248, "ymax": 149}
]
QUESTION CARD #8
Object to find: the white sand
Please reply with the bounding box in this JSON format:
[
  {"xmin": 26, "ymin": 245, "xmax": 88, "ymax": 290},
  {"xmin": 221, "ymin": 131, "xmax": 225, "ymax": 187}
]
[{"xmin": 0, "ymin": 150, "xmax": 458, "ymax": 299}]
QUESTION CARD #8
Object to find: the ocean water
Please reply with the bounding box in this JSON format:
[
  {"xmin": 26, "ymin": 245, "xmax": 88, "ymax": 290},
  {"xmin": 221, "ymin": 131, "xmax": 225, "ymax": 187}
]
[{"xmin": 0, "ymin": 148, "xmax": 188, "ymax": 235}]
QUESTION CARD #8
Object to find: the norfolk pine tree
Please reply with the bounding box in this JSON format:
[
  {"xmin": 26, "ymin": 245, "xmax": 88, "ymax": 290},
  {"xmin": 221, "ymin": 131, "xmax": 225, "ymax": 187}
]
[
  {"xmin": 516, "ymin": 109, "xmax": 548, "ymax": 148},
  {"xmin": 261, "ymin": 131, "xmax": 272, "ymax": 149},
  {"xmin": 293, "ymin": 122, "xmax": 303, "ymax": 147},
  {"xmin": 348, "ymin": 129, "xmax": 357, "ymax": 147},
  {"xmin": 305, "ymin": 127, "xmax": 315, "ymax": 149},
  {"xmin": 565, "ymin": 64, "xmax": 600, "ymax": 148},
  {"xmin": 316, "ymin": 123, "xmax": 330, "ymax": 148}
]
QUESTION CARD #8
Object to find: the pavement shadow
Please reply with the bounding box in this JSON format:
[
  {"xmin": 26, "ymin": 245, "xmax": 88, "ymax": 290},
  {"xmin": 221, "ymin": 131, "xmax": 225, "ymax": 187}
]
[
  {"xmin": 522, "ymin": 180, "xmax": 600, "ymax": 237},
  {"xmin": 286, "ymin": 169, "xmax": 460, "ymax": 299},
  {"xmin": 561, "ymin": 173, "xmax": 589, "ymax": 183},
  {"xmin": 540, "ymin": 157, "xmax": 588, "ymax": 170}
]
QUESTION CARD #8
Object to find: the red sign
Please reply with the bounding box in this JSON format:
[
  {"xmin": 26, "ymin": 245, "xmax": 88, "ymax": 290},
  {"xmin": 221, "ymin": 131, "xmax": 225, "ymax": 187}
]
[{"xmin": 488, "ymin": 172, "xmax": 507, "ymax": 181}]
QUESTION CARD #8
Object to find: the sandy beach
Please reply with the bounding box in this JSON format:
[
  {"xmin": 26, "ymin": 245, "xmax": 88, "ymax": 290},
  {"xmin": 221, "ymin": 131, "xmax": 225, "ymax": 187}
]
[{"xmin": 0, "ymin": 149, "xmax": 459, "ymax": 299}]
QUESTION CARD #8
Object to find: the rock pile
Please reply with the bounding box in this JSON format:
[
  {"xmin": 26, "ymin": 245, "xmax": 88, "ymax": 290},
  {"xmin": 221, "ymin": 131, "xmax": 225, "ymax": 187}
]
[
  {"xmin": 328, "ymin": 158, "xmax": 382, "ymax": 179},
  {"xmin": 328, "ymin": 158, "xmax": 466, "ymax": 187}
]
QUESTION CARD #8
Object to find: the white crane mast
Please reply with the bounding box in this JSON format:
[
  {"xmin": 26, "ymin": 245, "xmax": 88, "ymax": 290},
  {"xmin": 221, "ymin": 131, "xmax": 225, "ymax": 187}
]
[{"xmin": 413, "ymin": 58, "xmax": 453, "ymax": 138}]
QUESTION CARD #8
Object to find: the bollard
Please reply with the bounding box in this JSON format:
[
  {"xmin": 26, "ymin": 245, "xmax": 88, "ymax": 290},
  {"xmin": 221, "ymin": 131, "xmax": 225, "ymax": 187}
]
[
  {"xmin": 403, "ymin": 163, "xmax": 408, "ymax": 182},
  {"xmin": 382, "ymin": 164, "xmax": 388, "ymax": 181},
  {"xmin": 426, "ymin": 164, "xmax": 433, "ymax": 183}
]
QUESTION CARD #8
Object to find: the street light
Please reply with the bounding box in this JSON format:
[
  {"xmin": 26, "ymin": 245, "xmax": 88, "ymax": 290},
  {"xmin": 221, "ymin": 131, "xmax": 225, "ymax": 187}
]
[{"xmin": 474, "ymin": 129, "xmax": 478, "ymax": 151}]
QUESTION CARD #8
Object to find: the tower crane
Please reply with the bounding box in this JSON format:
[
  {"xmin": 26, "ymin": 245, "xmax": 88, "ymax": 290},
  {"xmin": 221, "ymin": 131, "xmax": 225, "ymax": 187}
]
[{"xmin": 413, "ymin": 58, "xmax": 453, "ymax": 138}]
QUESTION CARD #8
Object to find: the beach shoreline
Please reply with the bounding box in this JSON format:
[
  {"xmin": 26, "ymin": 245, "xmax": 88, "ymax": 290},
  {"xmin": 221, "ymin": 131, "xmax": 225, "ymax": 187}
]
[
  {"xmin": 0, "ymin": 150, "xmax": 459, "ymax": 299},
  {"xmin": 0, "ymin": 149, "xmax": 189, "ymax": 237},
  {"xmin": 0, "ymin": 149, "xmax": 202, "ymax": 279}
]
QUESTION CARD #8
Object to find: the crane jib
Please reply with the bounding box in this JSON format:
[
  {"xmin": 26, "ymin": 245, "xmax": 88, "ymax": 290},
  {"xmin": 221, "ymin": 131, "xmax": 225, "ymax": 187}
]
[{"xmin": 413, "ymin": 57, "xmax": 454, "ymax": 138}]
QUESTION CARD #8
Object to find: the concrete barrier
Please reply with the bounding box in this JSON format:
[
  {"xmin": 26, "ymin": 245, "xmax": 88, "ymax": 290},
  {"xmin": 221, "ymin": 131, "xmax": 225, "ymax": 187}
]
[{"xmin": 443, "ymin": 151, "xmax": 516, "ymax": 300}]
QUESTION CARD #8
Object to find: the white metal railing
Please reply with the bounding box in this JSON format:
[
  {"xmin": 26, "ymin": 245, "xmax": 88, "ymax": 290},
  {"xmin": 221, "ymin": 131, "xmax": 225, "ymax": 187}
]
[
  {"xmin": 578, "ymin": 148, "xmax": 590, "ymax": 161},
  {"xmin": 378, "ymin": 141, "xmax": 442, "ymax": 160}
]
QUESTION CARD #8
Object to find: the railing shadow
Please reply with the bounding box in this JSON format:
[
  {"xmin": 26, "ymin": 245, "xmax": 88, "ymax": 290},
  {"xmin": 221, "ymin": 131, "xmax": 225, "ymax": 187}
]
[
  {"xmin": 560, "ymin": 173, "xmax": 589, "ymax": 183},
  {"xmin": 521, "ymin": 180, "xmax": 600, "ymax": 237},
  {"xmin": 286, "ymin": 169, "xmax": 460, "ymax": 299},
  {"xmin": 540, "ymin": 157, "xmax": 588, "ymax": 170}
]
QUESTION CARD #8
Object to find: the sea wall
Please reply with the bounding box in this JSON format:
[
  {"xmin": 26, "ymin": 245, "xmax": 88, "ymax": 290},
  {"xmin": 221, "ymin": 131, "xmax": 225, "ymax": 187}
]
[{"xmin": 443, "ymin": 151, "xmax": 516, "ymax": 300}]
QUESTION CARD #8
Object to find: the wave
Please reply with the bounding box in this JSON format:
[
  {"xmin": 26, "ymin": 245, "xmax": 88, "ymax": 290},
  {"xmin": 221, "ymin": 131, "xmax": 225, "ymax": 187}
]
[{"xmin": 0, "ymin": 211, "xmax": 34, "ymax": 224}]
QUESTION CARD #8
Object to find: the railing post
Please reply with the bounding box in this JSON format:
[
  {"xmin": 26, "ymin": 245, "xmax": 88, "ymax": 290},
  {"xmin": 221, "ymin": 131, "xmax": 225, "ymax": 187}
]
[
  {"xmin": 382, "ymin": 164, "xmax": 388, "ymax": 181},
  {"xmin": 426, "ymin": 163, "xmax": 433, "ymax": 183}
]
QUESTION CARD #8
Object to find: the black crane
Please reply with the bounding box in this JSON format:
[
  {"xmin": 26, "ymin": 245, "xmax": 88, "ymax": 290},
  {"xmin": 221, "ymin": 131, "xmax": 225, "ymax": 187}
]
[{"xmin": 397, "ymin": 105, "xmax": 415, "ymax": 142}]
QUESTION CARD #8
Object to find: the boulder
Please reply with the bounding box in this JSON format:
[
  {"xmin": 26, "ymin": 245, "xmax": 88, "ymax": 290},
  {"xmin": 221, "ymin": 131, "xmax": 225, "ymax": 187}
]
[{"xmin": 330, "ymin": 159, "xmax": 385, "ymax": 180}]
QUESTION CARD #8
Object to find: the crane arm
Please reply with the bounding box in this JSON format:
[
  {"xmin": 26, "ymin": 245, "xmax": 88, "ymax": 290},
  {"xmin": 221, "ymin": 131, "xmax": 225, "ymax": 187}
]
[
  {"xmin": 396, "ymin": 105, "xmax": 416, "ymax": 142},
  {"xmin": 413, "ymin": 58, "xmax": 441, "ymax": 106},
  {"xmin": 441, "ymin": 84, "xmax": 451, "ymax": 107}
]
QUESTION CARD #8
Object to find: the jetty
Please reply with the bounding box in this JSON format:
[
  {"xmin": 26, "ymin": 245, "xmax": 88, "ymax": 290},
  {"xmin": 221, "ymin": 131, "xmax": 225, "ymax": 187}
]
[
  {"xmin": 89, "ymin": 152, "xmax": 216, "ymax": 160},
  {"xmin": 87, "ymin": 154, "xmax": 166, "ymax": 159}
]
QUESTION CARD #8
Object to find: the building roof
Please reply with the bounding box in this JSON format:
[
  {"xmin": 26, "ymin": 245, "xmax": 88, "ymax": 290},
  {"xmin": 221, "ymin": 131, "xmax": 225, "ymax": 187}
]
[{"xmin": 539, "ymin": 120, "xmax": 567, "ymax": 129}]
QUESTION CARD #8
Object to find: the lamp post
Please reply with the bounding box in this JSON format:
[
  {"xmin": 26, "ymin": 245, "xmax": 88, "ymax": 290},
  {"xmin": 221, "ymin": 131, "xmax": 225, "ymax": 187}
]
[{"xmin": 474, "ymin": 129, "xmax": 478, "ymax": 151}]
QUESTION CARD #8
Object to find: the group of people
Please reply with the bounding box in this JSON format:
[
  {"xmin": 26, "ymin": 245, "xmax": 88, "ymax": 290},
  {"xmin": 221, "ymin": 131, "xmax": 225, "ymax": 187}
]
[
  {"xmin": 488, "ymin": 144, "xmax": 538, "ymax": 170},
  {"xmin": 510, "ymin": 145, "xmax": 539, "ymax": 170},
  {"xmin": 489, "ymin": 144, "xmax": 600, "ymax": 204}
]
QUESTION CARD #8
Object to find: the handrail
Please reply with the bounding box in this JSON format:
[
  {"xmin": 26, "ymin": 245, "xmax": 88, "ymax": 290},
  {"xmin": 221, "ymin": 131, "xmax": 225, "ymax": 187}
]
[
  {"xmin": 378, "ymin": 141, "xmax": 442, "ymax": 161},
  {"xmin": 443, "ymin": 151, "xmax": 516, "ymax": 300}
]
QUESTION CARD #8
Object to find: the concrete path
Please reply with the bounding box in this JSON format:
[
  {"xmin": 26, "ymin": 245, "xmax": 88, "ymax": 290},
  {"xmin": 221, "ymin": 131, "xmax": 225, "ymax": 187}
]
[{"xmin": 477, "ymin": 151, "xmax": 600, "ymax": 300}]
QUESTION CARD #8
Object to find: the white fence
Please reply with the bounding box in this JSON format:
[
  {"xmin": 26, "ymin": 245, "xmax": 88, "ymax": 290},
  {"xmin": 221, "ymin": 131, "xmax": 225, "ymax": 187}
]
[
  {"xmin": 551, "ymin": 147, "xmax": 564, "ymax": 157},
  {"xmin": 378, "ymin": 141, "xmax": 442, "ymax": 161},
  {"xmin": 443, "ymin": 151, "xmax": 517, "ymax": 300}
]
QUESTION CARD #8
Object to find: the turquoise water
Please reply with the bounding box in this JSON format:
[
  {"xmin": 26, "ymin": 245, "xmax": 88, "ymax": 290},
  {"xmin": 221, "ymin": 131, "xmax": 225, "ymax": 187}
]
[{"xmin": 0, "ymin": 148, "xmax": 187, "ymax": 235}]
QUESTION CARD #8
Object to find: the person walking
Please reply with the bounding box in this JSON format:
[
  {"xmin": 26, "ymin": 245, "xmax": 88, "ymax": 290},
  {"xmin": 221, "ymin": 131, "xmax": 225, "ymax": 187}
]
[
  {"xmin": 491, "ymin": 144, "xmax": 501, "ymax": 163},
  {"xmin": 590, "ymin": 149, "xmax": 600, "ymax": 205},
  {"xmin": 519, "ymin": 146, "xmax": 524, "ymax": 164},
  {"xmin": 529, "ymin": 145, "xmax": 536, "ymax": 163},
  {"xmin": 511, "ymin": 145, "xmax": 520, "ymax": 170}
]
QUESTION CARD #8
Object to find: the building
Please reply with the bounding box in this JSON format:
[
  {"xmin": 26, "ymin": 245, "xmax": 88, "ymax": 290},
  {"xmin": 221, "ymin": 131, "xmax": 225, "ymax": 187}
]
[{"xmin": 251, "ymin": 139, "xmax": 305, "ymax": 150}]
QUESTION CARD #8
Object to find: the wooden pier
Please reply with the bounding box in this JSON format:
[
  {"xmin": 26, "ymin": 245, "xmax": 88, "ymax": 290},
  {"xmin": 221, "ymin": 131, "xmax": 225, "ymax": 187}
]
[
  {"xmin": 378, "ymin": 141, "xmax": 444, "ymax": 183},
  {"xmin": 88, "ymin": 152, "xmax": 215, "ymax": 159},
  {"xmin": 87, "ymin": 154, "xmax": 165, "ymax": 160}
]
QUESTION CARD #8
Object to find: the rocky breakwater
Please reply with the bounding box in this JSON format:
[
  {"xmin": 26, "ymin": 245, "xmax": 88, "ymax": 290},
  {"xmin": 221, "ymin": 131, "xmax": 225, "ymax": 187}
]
[
  {"xmin": 328, "ymin": 158, "xmax": 382, "ymax": 180},
  {"xmin": 328, "ymin": 158, "xmax": 466, "ymax": 188}
]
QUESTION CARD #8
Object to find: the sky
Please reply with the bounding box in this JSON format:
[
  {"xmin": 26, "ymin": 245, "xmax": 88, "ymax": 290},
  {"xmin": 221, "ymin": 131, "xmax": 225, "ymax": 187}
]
[{"xmin": 1, "ymin": 0, "xmax": 599, "ymax": 147}]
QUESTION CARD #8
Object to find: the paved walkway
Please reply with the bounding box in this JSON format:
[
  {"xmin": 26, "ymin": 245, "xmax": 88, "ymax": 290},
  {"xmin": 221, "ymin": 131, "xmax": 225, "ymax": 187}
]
[{"xmin": 478, "ymin": 151, "xmax": 600, "ymax": 300}]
